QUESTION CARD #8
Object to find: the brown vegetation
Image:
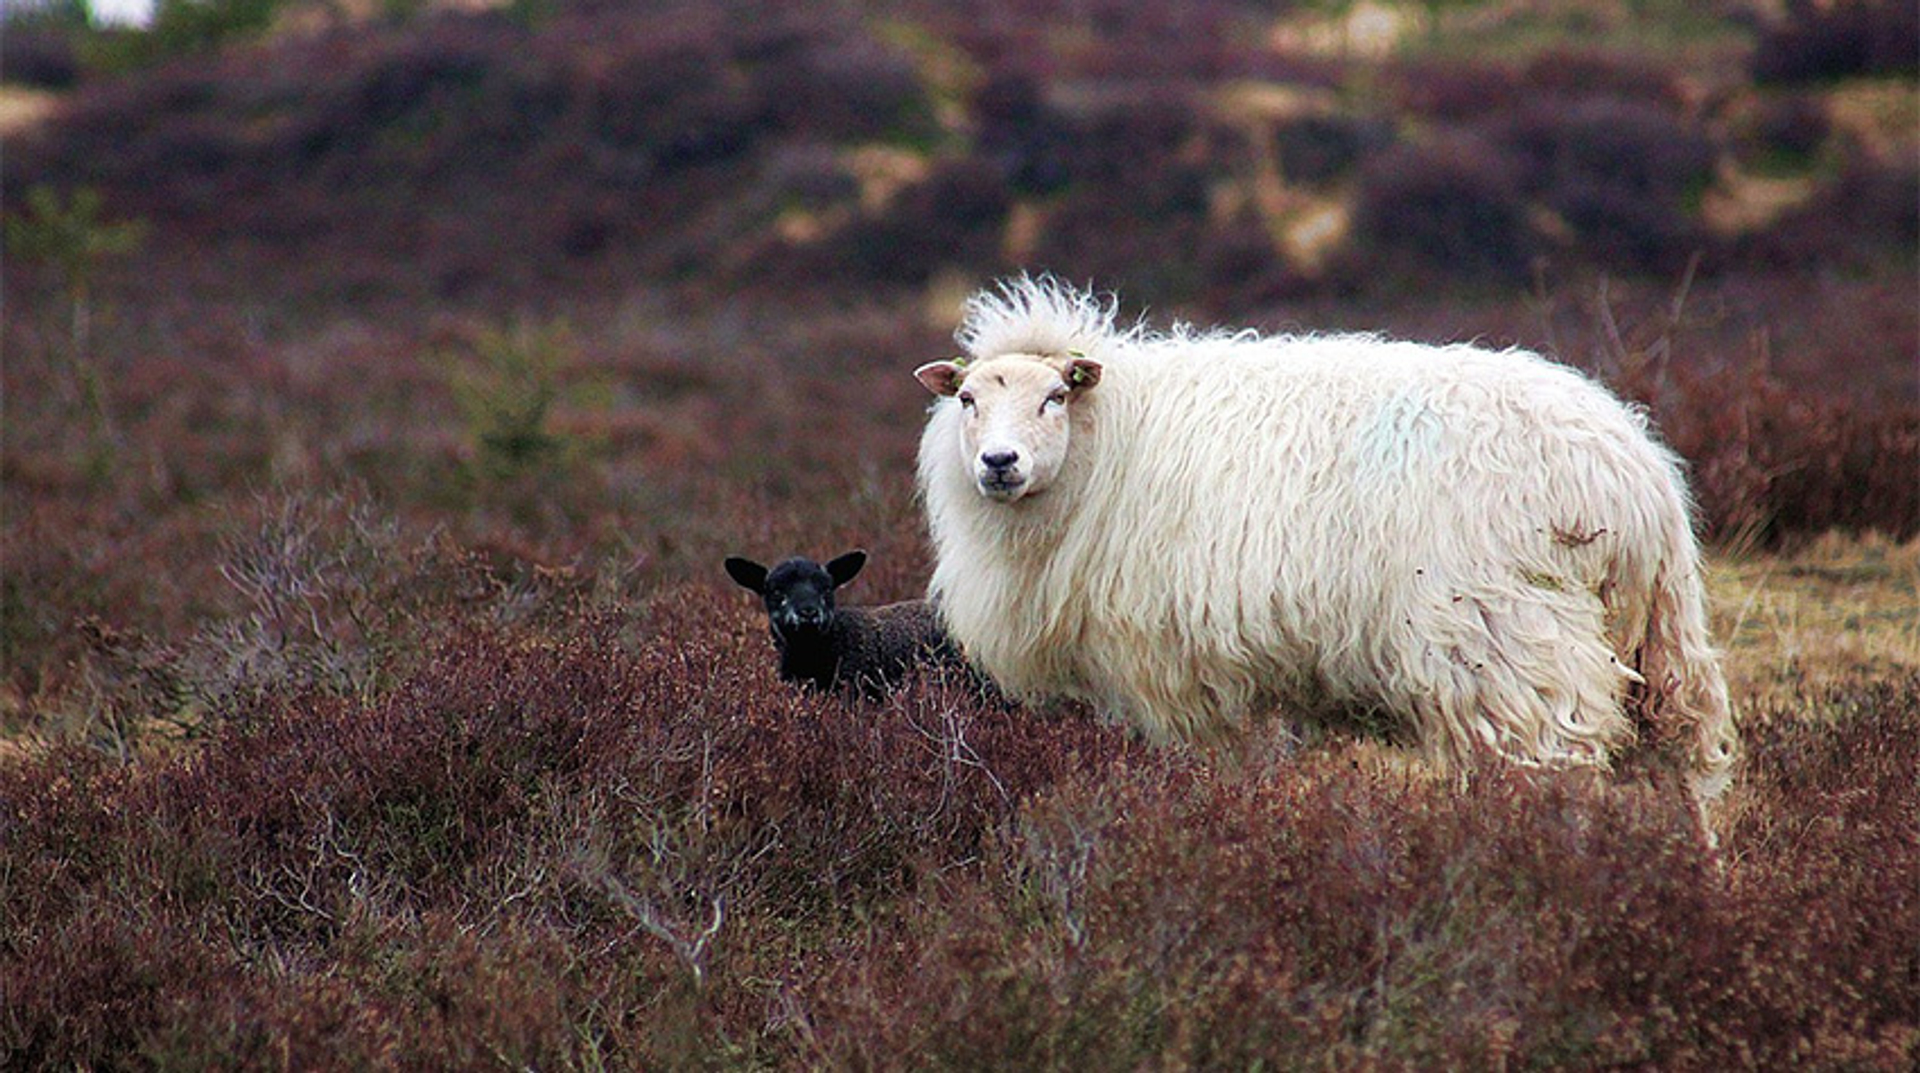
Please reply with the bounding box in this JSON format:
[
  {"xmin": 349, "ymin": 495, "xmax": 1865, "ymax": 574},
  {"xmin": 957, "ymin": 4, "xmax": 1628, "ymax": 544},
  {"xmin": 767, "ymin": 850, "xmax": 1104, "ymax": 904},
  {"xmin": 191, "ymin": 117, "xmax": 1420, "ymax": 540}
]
[{"xmin": 2, "ymin": 0, "xmax": 1915, "ymax": 1066}]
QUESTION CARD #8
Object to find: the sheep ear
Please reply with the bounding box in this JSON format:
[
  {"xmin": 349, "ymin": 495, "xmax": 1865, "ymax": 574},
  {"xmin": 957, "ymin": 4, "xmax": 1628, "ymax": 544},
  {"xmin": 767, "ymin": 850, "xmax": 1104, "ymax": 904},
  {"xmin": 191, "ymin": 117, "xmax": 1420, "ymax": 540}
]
[
  {"xmin": 724, "ymin": 556, "xmax": 768, "ymax": 594},
  {"xmin": 826, "ymin": 550, "xmax": 866, "ymax": 587},
  {"xmin": 915, "ymin": 360, "xmax": 966, "ymax": 397},
  {"xmin": 1065, "ymin": 357, "xmax": 1102, "ymax": 392}
]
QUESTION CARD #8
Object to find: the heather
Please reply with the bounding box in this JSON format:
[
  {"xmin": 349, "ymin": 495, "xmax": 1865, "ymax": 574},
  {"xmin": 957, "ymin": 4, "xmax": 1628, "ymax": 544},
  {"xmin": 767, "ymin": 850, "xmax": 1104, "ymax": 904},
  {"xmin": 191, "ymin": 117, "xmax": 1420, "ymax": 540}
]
[
  {"xmin": 3, "ymin": 0, "xmax": 1918, "ymax": 1066},
  {"xmin": 3, "ymin": 571, "xmax": 1915, "ymax": 1067}
]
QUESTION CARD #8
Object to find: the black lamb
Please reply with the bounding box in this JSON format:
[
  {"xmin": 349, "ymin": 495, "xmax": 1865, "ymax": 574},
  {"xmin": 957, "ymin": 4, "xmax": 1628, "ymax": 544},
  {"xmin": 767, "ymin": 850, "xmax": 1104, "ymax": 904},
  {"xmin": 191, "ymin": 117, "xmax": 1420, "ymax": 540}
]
[{"xmin": 724, "ymin": 549, "xmax": 957, "ymax": 697}]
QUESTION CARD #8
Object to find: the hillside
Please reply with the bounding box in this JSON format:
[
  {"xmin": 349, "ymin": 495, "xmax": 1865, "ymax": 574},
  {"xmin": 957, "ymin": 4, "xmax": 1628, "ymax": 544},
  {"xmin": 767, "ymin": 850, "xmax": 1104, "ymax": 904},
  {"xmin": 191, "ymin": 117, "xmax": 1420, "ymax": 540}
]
[
  {"xmin": 2, "ymin": 0, "xmax": 1917, "ymax": 1067},
  {"xmin": 7, "ymin": 2, "xmax": 1917, "ymax": 351}
]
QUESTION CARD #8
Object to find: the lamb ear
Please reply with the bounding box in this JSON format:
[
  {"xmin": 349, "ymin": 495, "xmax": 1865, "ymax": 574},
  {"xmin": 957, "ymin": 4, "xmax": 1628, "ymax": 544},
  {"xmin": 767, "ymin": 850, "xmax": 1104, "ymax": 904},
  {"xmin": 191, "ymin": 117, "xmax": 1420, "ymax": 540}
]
[
  {"xmin": 914, "ymin": 360, "xmax": 966, "ymax": 397},
  {"xmin": 826, "ymin": 549, "xmax": 867, "ymax": 588},
  {"xmin": 1065, "ymin": 356, "xmax": 1102, "ymax": 392},
  {"xmin": 724, "ymin": 556, "xmax": 768, "ymax": 594}
]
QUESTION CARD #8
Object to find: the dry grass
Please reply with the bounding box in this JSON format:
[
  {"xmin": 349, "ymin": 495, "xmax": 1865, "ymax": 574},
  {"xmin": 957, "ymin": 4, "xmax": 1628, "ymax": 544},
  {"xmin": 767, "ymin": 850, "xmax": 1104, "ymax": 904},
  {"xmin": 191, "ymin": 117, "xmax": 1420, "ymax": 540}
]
[
  {"xmin": 1826, "ymin": 79, "xmax": 1920, "ymax": 157},
  {"xmin": 1713, "ymin": 533, "xmax": 1920, "ymax": 702},
  {"xmin": 1, "ymin": 4, "xmax": 1914, "ymax": 1063},
  {"xmin": 0, "ymin": 86, "xmax": 61, "ymax": 136}
]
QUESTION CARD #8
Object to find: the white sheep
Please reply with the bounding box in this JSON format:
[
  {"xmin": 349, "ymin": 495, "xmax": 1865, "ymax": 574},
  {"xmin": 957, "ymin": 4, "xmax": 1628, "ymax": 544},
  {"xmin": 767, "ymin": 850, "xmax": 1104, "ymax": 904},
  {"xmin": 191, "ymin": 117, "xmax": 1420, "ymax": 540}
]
[{"xmin": 914, "ymin": 276, "xmax": 1737, "ymax": 807}]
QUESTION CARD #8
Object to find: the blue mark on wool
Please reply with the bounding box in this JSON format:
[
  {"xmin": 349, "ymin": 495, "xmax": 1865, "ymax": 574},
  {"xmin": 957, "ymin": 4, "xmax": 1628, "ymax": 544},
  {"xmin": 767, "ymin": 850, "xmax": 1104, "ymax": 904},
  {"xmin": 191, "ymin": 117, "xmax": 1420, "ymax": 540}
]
[{"xmin": 1356, "ymin": 390, "xmax": 1445, "ymax": 474}]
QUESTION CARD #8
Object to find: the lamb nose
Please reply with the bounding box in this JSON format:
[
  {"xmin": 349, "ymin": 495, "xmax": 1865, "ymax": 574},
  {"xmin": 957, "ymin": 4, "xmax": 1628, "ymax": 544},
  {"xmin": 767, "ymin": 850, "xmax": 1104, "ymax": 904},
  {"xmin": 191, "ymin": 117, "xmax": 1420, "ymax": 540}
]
[{"xmin": 981, "ymin": 450, "xmax": 1019, "ymax": 470}]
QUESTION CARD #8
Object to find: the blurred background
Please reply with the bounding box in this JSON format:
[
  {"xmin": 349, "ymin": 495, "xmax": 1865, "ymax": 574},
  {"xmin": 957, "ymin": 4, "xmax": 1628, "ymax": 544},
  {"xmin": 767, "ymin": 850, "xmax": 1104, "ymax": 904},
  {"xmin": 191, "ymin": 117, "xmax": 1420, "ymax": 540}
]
[
  {"xmin": 3, "ymin": 0, "xmax": 1916, "ymax": 705},
  {"xmin": 1, "ymin": 8, "xmax": 1916, "ymax": 1065}
]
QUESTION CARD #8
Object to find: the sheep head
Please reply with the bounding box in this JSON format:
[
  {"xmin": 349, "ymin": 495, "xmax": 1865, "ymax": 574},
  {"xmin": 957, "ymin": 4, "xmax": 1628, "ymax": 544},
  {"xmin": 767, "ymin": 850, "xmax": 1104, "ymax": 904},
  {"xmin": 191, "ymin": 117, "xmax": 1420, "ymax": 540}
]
[
  {"xmin": 915, "ymin": 353, "xmax": 1102, "ymax": 503},
  {"xmin": 725, "ymin": 550, "xmax": 866, "ymax": 643}
]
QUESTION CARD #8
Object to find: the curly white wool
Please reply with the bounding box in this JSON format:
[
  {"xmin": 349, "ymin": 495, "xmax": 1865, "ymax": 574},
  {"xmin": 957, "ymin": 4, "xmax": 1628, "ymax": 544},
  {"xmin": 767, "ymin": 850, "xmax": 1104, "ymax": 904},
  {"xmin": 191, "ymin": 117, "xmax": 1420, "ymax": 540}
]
[{"xmin": 916, "ymin": 276, "xmax": 1737, "ymax": 804}]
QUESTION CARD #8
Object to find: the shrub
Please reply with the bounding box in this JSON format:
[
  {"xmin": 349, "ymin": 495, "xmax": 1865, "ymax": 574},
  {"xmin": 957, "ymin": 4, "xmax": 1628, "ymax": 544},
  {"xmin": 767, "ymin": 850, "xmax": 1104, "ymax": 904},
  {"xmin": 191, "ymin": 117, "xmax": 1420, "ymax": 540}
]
[
  {"xmin": 586, "ymin": 28, "xmax": 763, "ymax": 174},
  {"xmin": 1718, "ymin": 674, "xmax": 1920, "ymax": 1064},
  {"xmin": 1051, "ymin": 90, "xmax": 1216, "ymax": 213},
  {"xmin": 973, "ymin": 70, "xmax": 1076, "ymax": 195},
  {"xmin": 1016, "ymin": 88, "xmax": 1220, "ymax": 303},
  {"xmin": 5, "ymin": 558, "xmax": 1917, "ymax": 1066},
  {"xmin": 1743, "ymin": 150, "xmax": 1920, "ymax": 269},
  {"xmin": 1271, "ymin": 112, "xmax": 1395, "ymax": 188},
  {"xmin": 4, "ymin": 185, "xmax": 148, "ymax": 344},
  {"xmin": 1613, "ymin": 341, "xmax": 1920, "ymax": 548},
  {"xmin": 1494, "ymin": 97, "xmax": 1716, "ymax": 273},
  {"xmin": 1752, "ymin": 0, "xmax": 1920, "ymax": 83},
  {"xmin": 5, "ymin": 1, "xmax": 940, "ymax": 310},
  {"xmin": 0, "ymin": 23, "xmax": 81, "ymax": 88},
  {"xmin": 754, "ymin": 23, "xmax": 939, "ymax": 147},
  {"xmin": 811, "ymin": 156, "xmax": 1012, "ymax": 286},
  {"xmin": 1734, "ymin": 93, "xmax": 1833, "ymax": 170},
  {"xmin": 0, "ymin": 589, "xmax": 1139, "ymax": 1065},
  {"xmin": 1517, "ymin": 47, "xmax": 1689, "ymax": 111},
  {"xmin": 806, "ymin": 672, "xmax": 1920, "ymax": 1067},
  {"xmin": 1196, "ymin": 211, "xmax": 1308, "ymax": 308},
  {"xmin": 1028, "ymin": 198, "xmax": 1212, "ymax": 307},
  {"xmin": 1387, "ymin": 56, "xmax": 1525, "ymax": 120},
  {"xmin": 1347, "ymin": 134, "xmax": 1537, "ymax": 284},
  {"xmin": 803, "ymin": 746, "xmax": 1788, "ymax": 1066},
  {"xmin": 443, "ymin": 319, "xmax": 572, "ymax": 476}
]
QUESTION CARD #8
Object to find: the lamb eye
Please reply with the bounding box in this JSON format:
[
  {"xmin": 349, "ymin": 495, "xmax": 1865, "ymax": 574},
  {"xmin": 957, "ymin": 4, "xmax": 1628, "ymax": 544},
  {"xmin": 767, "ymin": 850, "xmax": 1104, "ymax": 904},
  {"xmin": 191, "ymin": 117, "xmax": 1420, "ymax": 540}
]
[
  {"xmin": 958, "ymin": 392, "xmax": 975, "ymax": 410},
  {"xmin": 1042, "ymin": 391, "xmax": 1067, "ymax": 413}
]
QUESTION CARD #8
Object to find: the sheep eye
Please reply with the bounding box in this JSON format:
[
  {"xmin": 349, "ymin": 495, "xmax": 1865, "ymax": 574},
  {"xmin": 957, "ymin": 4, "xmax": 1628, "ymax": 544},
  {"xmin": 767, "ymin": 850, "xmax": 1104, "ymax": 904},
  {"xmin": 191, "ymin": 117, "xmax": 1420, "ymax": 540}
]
[
  {"xmin": 957, "ymin": 392, "xmax": 975, "ymax": 410},
  {"xmin": 1041, "ymin": 391, "xmax": 1067, "ymax": 413}
]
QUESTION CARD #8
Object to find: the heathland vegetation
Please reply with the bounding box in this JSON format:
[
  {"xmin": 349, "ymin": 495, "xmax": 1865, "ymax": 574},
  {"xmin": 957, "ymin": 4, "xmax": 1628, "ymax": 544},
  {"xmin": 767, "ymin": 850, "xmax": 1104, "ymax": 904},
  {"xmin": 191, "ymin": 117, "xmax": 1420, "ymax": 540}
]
[{"xmin": 2, "ymin": 0, "xmax": 1915, "ymax": 1066}]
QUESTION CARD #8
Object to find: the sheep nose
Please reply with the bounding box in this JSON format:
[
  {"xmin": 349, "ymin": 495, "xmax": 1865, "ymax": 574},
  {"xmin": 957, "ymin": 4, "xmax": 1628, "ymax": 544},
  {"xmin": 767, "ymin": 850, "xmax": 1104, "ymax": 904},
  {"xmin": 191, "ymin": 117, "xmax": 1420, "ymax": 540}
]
[{"xmin": 981, "ymin": 449, "xmax": 1019, "ymax": 471}]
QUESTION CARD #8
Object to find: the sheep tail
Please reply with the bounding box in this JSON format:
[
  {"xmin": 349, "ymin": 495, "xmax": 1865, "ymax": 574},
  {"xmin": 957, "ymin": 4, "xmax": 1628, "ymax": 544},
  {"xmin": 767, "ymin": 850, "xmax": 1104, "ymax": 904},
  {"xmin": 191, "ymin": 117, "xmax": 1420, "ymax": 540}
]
[{"xmin": 1635, "ymin": 546, "xmax": 1739, "ymax": 807}]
